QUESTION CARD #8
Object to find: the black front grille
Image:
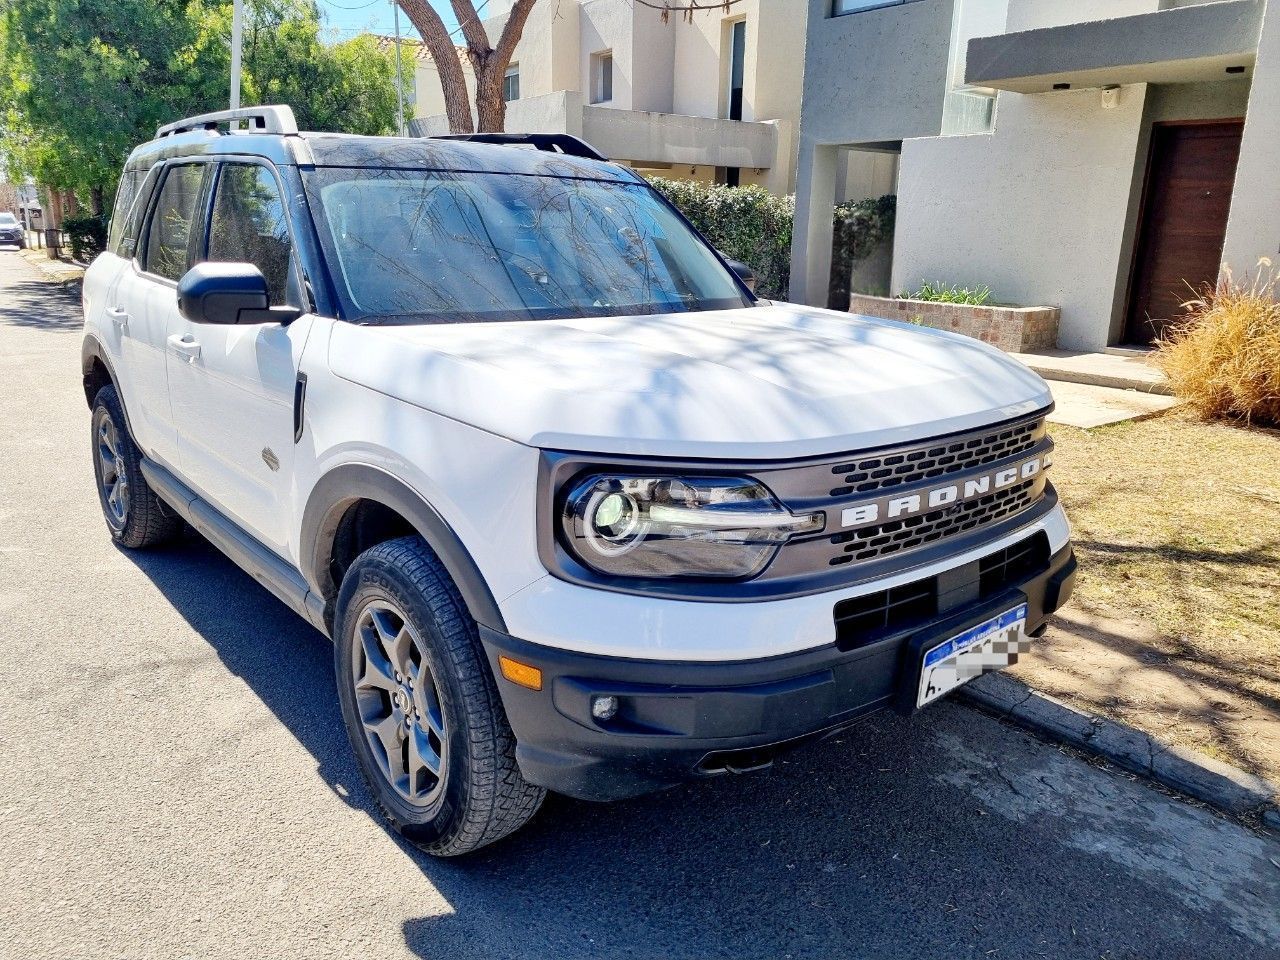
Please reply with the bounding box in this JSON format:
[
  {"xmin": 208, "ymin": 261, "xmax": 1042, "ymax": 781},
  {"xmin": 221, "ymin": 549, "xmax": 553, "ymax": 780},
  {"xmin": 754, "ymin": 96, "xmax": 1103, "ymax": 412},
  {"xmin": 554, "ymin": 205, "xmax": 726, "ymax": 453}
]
[
  {"xmin": 833, "ymin": 579, "xmax": 938, "ymax": 649},
  {"xmin": 979, "ymin": 533, "xmax": 1050, "ymax": 596},
  {"xmin": 828, "ymin": 417, "xmax": 1043, "ymax": 499},
  {"xmin": 833, "ymin": 532, "xmax": 1051, "ymax": 651},
  {"xmin": 827, "ymin": 477, "xmax": 1038, "ymax": 566}
]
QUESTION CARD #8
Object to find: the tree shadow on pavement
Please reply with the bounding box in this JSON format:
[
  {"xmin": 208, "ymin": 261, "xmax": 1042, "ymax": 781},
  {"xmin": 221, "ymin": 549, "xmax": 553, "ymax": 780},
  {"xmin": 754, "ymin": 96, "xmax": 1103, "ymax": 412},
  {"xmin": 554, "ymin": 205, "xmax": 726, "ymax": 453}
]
[{"xmin": 0, "ymin": 259, "xmax": 82, "ymax": 331}]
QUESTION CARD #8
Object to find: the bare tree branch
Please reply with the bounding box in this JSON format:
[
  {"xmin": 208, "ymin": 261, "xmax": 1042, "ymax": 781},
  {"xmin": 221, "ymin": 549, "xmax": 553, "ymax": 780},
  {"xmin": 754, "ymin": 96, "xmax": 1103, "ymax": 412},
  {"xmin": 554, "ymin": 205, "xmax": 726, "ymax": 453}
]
[
  {"xmin": 448, "ymin": 0, "xmax": 492, "ymax": 69},
  {"xmin": 397, "ymin": 0, "xmax": 474, "ymax": 133},
  {"xmin": 632, "ymin": 0, "xmax": 744, "ymax": 23}
]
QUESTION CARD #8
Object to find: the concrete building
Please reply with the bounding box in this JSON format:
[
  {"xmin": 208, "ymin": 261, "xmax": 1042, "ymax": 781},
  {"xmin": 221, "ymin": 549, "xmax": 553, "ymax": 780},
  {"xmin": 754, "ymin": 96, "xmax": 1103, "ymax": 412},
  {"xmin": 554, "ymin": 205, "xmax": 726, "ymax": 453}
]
[
  {"xmin": 408, "ymin": 0, "xmax": 807, "ymax": 194},
  {"xmin": 791, "ymin": 0, "xmax": 1280, "ymax": 350}
]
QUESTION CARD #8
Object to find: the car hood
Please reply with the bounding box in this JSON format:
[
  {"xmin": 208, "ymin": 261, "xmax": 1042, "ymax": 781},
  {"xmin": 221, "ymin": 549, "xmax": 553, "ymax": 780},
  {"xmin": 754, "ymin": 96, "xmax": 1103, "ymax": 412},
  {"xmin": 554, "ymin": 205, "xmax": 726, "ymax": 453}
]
[{"xmin": 327, "ymin": 303, "xmax": 1053, "ymax": 459}]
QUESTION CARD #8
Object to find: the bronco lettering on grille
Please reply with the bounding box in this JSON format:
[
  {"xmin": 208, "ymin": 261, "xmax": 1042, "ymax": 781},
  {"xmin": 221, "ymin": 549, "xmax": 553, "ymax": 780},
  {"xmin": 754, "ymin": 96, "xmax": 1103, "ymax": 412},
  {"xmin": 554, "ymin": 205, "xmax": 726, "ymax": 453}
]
[{"xmin": 839, "ymin": 448, "xmax": 1053, "ymax": 531}]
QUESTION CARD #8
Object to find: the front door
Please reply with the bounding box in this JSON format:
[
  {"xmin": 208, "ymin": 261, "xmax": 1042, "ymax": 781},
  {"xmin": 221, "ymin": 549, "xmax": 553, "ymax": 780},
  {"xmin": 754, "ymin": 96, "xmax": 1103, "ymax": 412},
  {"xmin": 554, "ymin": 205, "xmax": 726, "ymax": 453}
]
[
  {"xmin": 1124, "ymin": 121, "xmax": 1244, "ymax": 346},
  {"xmin": 127, "ymin": 161, "xmax": 212, "ymax": 466}
]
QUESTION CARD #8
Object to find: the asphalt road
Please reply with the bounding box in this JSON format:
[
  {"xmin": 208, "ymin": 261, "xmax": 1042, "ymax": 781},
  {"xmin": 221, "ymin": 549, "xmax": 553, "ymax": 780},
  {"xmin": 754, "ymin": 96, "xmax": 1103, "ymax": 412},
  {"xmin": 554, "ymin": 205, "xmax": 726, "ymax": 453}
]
[{"xmin": 2, "ymin": 250, "xmax": 1278, "ymax": 960}]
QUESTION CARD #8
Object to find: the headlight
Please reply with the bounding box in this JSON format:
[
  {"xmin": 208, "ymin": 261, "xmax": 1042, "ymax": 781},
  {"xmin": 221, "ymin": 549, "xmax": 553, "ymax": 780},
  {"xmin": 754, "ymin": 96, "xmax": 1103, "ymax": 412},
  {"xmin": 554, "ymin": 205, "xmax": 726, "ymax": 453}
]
[{"xmin": 560, "ymin": 474, "xmax": 822, "ymax": 579}]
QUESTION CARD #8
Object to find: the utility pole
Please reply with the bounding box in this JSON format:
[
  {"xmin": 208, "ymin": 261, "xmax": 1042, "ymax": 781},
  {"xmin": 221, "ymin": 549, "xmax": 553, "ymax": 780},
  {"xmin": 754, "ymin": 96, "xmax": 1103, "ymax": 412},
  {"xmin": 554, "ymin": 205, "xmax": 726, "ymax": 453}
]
[
  {"xmin": 230, "ymin": 0, "xmax": 244, "ymax": 111},
  {"xmin": 392, "ymin": 0, "xmax": 407, "ymax": 136}
]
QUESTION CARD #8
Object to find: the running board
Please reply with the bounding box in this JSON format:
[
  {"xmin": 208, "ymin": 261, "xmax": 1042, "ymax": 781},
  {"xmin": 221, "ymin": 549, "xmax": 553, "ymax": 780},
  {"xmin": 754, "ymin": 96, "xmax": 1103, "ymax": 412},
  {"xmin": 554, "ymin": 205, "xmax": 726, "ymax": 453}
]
[{"xmin": 139, "ymin": 458, "xmax": 329, "ymax": 636}]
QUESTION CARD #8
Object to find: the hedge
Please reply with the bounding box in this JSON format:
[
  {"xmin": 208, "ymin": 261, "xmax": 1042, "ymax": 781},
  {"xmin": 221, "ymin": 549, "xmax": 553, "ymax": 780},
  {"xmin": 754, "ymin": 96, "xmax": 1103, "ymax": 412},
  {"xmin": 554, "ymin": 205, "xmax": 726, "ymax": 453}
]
[
  {"xmin": 63, "ymin": 213, "xmax": 109, "ymax": 262},
  {"xmin": 647, "ymin": 176, "xmax": 895, "ymax": 302}
]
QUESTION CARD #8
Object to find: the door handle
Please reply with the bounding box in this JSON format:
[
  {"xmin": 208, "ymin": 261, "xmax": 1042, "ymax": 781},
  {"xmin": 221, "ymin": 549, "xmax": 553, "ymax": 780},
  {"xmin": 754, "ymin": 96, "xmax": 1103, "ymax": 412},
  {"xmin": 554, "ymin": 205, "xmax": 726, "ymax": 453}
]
[
  {"xmin": 167, "ymin": 334, "xmax": 201, "ymax": 362},
  {"xmin": 105, "ymin": 306, "xmax": 129, "ymax": 331}
]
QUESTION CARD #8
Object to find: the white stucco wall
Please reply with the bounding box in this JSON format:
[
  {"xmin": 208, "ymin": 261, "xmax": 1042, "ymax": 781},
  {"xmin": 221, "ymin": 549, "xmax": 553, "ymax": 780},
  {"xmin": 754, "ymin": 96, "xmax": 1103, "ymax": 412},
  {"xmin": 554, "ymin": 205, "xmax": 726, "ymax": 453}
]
[
  {"xmin": 893, "ymin": 86, "xmax": 1149, "ymax": 350},
  {"xmin": 1222, "ymin": 0, "xmax": 1280, "ymax": 275},
  {"xmin": 410, "ymin": 0, "xmax": 806, "ymax": 193}
]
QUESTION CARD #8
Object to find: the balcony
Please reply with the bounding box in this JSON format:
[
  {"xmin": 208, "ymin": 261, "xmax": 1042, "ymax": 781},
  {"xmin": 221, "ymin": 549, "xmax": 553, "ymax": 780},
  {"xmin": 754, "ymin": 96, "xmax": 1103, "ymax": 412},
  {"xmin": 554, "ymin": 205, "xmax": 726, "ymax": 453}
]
[
  {"xmin": 410, "ymin": 91, "xmax": 787, "ymax": 181},
  {"xmin": 965, "ymin": 0, "xmax": 1264, "ymax": 94}
]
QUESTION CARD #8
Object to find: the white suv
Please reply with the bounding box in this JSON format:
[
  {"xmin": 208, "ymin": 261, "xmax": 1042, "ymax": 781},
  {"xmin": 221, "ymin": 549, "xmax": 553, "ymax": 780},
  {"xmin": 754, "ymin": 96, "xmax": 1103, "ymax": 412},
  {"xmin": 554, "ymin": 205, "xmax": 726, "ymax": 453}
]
[{"xmin": 82, "ymin": 106, "xmax": 1075, "ymax": 856}]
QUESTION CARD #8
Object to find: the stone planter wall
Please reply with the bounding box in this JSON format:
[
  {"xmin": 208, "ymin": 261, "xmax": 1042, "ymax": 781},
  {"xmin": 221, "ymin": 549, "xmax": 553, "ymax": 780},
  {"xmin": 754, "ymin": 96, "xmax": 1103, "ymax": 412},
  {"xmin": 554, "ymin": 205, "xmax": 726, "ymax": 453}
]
[{"xmin": 848, "ymin": 293, "xmax": 1060, "ymax": 353}]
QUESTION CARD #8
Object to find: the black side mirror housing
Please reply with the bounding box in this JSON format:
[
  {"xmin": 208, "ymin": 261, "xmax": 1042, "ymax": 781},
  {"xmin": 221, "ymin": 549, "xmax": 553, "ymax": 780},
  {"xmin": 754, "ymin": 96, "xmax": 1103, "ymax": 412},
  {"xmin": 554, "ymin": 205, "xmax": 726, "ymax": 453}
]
[
  {"xmin": 720, "ymin": 253, "xmax": 757, "ymax": 294},
  {"xmin": 177, "ymin": 262, "xmax": 301, "ymax": 325}
]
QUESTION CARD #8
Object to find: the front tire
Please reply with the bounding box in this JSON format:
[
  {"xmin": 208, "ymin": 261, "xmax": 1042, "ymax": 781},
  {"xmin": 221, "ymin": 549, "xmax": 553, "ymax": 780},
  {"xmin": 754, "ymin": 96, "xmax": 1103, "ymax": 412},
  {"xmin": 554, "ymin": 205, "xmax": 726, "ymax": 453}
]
[
  {"xmin": 90, "ymin": 385, "xmax": 183, "ymax": 549},
  {"xmin": 334, "ymin": 536, "xmax": 544, "ymax": 856}
]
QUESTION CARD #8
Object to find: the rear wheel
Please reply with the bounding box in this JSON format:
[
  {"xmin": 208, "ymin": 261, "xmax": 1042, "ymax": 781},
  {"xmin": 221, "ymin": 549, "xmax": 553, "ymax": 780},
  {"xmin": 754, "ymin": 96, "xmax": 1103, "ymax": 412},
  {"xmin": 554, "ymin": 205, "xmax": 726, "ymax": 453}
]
[
  {"xmin": 334, "ymin": 536, "xmax": 544, "ymax": 856},
  {"xmin": 91, "ymin": 385, "xmax": 182, "ymax": 549}
]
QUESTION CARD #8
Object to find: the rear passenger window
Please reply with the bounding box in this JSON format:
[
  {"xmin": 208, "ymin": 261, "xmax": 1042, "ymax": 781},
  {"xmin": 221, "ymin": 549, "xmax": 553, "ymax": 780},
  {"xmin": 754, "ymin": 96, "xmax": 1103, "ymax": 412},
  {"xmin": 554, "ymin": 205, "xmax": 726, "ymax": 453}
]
[
  {"xmin": 144, "ymin": 164, "xmax": 206, "ymax": 281},
  {"xmin": 107, "ymin": 170, "xmax": 139, "ymax": 255},
  {"xmin": 111, "ymin": 165, "xmax": 159, "ymax": 260},
  {"xmin": 208, "ymin": 163, "xmax": 293, "ymax": 305}
]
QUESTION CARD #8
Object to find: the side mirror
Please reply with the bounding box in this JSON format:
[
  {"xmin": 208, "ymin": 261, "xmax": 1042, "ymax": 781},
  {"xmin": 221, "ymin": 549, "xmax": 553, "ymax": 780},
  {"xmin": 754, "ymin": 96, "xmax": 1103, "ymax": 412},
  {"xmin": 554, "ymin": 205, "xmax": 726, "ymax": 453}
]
[
  {"xmin": 177, "ymin": 262, "xmax": 301, "ymax": 324},
  {"xmin": 720, "ymin": 254, "xmax": 757, "ymax": 294}
]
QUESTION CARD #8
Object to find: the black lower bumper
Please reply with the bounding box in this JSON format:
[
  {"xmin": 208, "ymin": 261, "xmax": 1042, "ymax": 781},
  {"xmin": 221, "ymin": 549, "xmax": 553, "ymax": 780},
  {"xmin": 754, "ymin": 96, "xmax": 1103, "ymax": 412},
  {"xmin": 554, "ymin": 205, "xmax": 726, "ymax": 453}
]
[{"xmin": 482, "ymin": 542, "xmax": 1076, "ymax": 802}]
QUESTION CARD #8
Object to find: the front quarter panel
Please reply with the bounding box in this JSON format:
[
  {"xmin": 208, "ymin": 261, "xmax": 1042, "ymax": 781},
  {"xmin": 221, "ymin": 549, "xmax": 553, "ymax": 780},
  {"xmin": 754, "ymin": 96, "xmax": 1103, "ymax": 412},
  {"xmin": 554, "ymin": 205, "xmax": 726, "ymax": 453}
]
[{"xmin": 292, "ymin": 322, "xmax": 548, "ymax": 616}]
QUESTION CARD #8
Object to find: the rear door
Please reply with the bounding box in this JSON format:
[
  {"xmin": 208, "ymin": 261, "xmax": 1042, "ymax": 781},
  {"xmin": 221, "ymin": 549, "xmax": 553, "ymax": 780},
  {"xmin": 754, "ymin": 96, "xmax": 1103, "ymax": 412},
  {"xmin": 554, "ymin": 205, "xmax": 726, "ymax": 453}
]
[
  {"xmin": 166, "ymin": 159, "xmax": 314, "ymax": 557},
  {"xmin": 123, "ymin": 161, "xmax": 213, "ymax": 465}
]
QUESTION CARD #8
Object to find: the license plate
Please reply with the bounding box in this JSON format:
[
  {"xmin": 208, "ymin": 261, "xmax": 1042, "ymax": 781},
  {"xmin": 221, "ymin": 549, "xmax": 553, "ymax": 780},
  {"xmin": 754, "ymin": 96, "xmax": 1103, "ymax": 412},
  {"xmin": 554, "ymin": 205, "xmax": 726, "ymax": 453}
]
[{"xmin": 916, "ymin": 603, "xmax": 1030, "ymax": 708}]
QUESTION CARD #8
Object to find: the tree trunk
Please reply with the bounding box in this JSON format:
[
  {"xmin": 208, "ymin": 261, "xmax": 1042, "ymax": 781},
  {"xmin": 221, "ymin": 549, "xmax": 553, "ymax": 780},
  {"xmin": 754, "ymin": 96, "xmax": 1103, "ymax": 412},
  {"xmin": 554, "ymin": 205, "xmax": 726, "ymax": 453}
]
[
  {"xmin": 474, "ymin": 59, "xmax": 506, "ymax": 133},
  {"xmin": 91, "ymin": 186, "xmax": 104, "ymax": 216},
  {"xmin": 398, "ymin": 0, "xmax": 474, "ymax": 133}
]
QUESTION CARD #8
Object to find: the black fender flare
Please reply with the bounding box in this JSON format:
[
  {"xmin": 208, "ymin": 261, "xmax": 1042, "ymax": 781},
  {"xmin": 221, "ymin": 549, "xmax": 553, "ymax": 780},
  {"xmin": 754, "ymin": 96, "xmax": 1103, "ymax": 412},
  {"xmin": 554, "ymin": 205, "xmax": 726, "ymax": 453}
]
[
  {"xmin": 300, "ymin": 464, "xmax": 507, "ymax": 633},
  {"xmin": 81, "ymin": 334, "xmax": 138, "ymax": 435}
]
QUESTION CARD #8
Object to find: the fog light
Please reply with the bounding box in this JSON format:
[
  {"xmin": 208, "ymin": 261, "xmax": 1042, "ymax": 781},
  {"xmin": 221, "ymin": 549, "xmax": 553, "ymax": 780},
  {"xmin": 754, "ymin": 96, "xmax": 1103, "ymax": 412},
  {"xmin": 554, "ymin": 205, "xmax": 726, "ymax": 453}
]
[{"xmin": 591, "ymin": 695, "xmax": 619, "ymax": 721}]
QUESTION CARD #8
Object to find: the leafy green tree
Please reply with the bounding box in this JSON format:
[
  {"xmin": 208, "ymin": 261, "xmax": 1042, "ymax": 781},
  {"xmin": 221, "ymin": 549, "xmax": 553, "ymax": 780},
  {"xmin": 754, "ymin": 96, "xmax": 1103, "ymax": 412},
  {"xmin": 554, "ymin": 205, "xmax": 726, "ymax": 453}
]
[
  {"xmin": 0, "ymin": 0, "xmax": 404, "ymax": 207},
  {"xmin": 0, "ymin": 0, "xmax": 229, "ymax": 211},
  {"xmin": 241, "ymin": 4, "xmax": 404, "ymax": 136}
]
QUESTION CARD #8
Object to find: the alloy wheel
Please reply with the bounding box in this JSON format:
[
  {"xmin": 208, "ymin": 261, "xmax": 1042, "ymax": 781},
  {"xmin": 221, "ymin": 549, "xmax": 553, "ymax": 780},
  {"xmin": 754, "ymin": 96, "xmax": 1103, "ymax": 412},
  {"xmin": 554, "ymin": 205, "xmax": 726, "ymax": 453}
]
[
  {"xmin": 351, "ymin": 599, "xmax": 448, "ymax": 805},
  {"xmin": 96, "ymin": 413, "xmax": 129, "ymax": 529}
]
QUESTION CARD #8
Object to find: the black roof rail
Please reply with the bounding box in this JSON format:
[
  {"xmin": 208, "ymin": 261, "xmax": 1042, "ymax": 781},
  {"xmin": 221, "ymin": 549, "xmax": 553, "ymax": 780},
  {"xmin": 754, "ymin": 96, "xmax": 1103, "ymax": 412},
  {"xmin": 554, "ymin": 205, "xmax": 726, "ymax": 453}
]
[{"xmin": 428, "ymin": 133, "xmax": 608, "ymax": 162}]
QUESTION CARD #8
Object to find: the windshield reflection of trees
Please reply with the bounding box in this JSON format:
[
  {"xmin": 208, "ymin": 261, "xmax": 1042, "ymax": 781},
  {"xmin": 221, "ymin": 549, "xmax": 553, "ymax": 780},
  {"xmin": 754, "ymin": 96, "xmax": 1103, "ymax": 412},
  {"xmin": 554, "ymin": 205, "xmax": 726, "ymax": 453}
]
[{"xmin": 315, "ymin": 169, "xmax": 741, "ymax": 325}]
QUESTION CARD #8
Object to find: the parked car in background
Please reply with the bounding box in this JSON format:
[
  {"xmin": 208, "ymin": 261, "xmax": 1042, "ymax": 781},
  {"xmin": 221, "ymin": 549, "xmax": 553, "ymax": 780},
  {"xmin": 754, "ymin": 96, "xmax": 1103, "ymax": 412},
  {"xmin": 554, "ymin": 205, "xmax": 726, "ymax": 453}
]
[
  {"xmin": 0, "ymin": 211, "xmax": 26, "ymax": 248},
  {"xmin": 81, "ymin": 105, "xmax": 1075, "ymax": 856}
]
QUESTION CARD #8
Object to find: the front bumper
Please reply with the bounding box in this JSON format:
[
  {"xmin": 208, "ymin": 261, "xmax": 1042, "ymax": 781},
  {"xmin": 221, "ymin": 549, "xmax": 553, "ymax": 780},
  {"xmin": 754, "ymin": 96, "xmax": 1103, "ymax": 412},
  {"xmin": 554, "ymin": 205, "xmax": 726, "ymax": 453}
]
[{"xmin": 482, "ymin": 540, "xmax": 1076, "ymax": 801}]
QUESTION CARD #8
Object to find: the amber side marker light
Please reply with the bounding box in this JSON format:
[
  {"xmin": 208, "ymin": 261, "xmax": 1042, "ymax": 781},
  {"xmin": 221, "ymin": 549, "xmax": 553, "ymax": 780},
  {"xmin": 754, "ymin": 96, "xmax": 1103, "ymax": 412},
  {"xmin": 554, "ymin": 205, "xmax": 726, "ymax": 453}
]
[{"xmin": 498, "ymin": 656, "xmax": 543, "ymax": 691}]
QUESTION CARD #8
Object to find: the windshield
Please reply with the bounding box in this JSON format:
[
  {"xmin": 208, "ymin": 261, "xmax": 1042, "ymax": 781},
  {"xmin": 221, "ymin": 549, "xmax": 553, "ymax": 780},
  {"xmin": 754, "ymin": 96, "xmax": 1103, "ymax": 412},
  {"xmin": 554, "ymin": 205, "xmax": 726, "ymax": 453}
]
[
  {"xmin": 303, "ymin": 168, "xmax": 750, "ymax": 324},
  {"xmin": 0, "ymin": 213, "xmax": 18, "ymax": 225}
]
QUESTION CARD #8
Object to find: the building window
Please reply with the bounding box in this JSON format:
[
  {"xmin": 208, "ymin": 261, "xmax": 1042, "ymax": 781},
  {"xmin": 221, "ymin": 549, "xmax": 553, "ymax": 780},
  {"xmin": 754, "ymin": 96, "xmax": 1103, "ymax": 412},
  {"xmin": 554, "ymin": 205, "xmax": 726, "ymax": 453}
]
[
  {"xmin": 591, "ymin": 51, "xmax": 613, "ymax": 104},
  {"xmin": 726, "ymin": 19, "xmax": 746, "ymax": 121},
  {"xmin": 503, "ymin": 64, "xmax": 520, "ymax": 102},
  {"xmin": 833, "ymin": 0, "xmax": 925, "ymax": 15}
]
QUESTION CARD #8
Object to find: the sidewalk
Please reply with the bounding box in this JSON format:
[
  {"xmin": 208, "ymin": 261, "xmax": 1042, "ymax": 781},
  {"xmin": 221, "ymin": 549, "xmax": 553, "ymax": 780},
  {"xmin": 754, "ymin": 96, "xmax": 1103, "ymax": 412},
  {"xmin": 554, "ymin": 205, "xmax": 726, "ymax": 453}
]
[{"xmin": 16, "ymin": 247, "xmax": 85, "ymax": 286}]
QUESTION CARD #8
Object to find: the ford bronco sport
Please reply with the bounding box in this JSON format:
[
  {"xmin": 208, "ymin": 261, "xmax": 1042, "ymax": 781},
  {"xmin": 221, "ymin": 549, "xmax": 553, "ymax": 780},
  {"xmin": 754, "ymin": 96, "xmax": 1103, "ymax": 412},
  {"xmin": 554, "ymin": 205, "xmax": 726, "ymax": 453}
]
[{"xmin": 82, "ymin": 106, "xmax": 1075, "ymax": 856}]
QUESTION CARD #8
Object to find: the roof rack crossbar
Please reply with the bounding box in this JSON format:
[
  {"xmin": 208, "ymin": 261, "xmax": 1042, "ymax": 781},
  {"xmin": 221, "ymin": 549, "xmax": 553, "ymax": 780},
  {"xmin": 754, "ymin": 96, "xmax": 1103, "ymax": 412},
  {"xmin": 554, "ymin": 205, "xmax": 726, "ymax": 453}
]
[
  {"xmin": 428, "ymin": 132, "xmax": 607, "ymax": 162},
  {"xmin": 156, "ymin": 105, "xmax": 298, "ymax": 140}
]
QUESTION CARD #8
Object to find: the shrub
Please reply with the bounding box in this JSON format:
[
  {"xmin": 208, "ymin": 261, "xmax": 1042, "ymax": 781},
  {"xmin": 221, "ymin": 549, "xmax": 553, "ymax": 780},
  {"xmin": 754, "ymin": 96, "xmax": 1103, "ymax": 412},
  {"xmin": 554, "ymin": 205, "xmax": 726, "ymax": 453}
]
[
  {"xmin": 1153, "ymin": 260, "xmax": 1280, "ymax": 426},
  {"xmin": 647, "ymin": 177, "xmax": 794, "ymax": 299},
  {"xmin": 901, "ymin": 280, "xmax": 993, "ymax": 306},
  {"xmin": 646, "ymin": 178, "xmax": 897, "ymax": 304},
  {"xmin": 63, "ymin": 213, "xmax": 109, "ymax": 262}
]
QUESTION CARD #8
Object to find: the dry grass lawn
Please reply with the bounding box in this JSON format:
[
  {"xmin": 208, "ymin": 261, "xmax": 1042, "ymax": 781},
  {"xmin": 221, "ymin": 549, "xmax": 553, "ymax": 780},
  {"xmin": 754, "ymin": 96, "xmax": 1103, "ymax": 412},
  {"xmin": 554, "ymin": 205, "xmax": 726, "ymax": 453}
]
[{"xmin": 1011, "ymin": 410, "xmax": 1280, "ymax": 784}]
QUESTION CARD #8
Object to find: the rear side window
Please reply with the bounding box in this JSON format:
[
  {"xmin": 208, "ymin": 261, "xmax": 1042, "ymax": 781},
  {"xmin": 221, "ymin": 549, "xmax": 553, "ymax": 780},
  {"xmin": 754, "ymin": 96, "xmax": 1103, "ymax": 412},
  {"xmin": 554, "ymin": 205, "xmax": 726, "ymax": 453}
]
[
  {"xmin": 207, "ymin": 163, "xmax": 293, "ymax": 305},
  {"xmin": 107, "ymin": 169, "xmax": 140, "ymax": 255},
  {"xmin": 109, "ymin": 165, "xmax": 159, "ymax": 260},
  {"xmin": 144, "ymin": 164, "xmax": 206, "ymax": 281}
]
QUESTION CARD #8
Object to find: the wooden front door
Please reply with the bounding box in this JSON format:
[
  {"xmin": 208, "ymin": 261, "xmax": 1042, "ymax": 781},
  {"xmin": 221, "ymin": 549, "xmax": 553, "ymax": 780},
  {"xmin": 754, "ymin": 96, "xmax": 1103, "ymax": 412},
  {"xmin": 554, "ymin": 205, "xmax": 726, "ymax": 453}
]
[{"xmin": 1124, "ymin": 121, "xmax": 1244, "ymax": 346}]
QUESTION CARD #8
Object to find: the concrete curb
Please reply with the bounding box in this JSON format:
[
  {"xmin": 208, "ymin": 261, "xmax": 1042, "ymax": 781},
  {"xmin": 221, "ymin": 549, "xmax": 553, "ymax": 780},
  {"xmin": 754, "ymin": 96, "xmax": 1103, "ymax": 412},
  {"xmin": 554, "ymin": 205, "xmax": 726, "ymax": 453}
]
[
  {"xmin": 18, "ymin": 250, "xmax": 85, "ymax": 288},
  {"xmin": 959, "ymin": 671, "xmax": 1280, "ymax": 825}
]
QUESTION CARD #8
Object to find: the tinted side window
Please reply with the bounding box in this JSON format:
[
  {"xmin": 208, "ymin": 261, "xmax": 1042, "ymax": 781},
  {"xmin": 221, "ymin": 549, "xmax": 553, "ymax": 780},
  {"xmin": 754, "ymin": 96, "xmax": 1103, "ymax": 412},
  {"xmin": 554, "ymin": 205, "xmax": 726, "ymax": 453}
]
[
  {"xmin": 207, "ymin": 163, "xmax": 292, "ymax": 305},
  {"xmin": 113, "ymin": 165, "xmax": 160, "ymax": 260},
  {"xmin": 144, "ymin": 164, "xmax": 206, "ymax": 281},
  {"xmin": 107, "ymin": 170, "xmax": 139, "ymax": 255}
]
